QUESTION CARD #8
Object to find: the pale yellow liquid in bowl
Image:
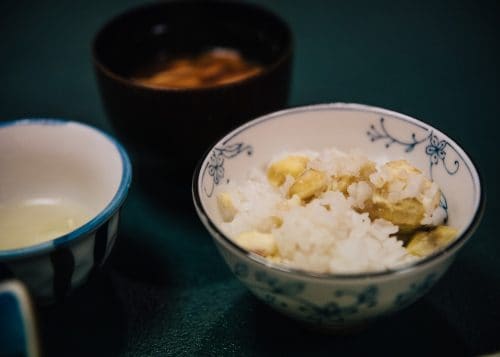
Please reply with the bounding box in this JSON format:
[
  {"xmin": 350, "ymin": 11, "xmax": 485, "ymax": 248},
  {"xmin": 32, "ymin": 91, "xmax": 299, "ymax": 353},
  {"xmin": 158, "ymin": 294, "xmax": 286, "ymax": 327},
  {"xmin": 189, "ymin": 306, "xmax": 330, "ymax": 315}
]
[{"xmin": 0, "ymin": 198, "xmax": 93, "ymax": 250}]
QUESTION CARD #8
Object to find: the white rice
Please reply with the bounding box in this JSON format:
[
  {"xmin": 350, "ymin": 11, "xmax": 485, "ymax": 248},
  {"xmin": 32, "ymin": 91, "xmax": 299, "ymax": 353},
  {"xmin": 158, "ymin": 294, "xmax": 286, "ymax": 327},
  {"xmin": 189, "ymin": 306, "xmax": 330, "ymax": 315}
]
[{"xmin": 218, "ymin": 148, "xmax": 444, "ymax": 273}]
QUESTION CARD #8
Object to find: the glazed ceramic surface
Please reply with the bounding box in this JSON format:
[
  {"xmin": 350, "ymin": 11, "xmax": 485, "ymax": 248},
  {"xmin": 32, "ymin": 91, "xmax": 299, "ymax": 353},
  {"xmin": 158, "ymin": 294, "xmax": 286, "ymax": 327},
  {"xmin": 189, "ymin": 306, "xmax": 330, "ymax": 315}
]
[
  {"xmin": 0, "ymin": 120, "xmax": 131, "ymax": 303},
  {"xmin": 193, "ymin": 103, "xmax": 484, "ymax": 328}
]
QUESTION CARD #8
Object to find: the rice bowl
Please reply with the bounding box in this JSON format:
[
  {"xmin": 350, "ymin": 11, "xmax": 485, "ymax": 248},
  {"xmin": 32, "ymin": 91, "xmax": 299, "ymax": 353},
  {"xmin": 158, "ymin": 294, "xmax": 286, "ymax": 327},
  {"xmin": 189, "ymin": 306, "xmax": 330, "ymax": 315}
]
[{"xmin": 193, "ymin": 103, "xmax": 484, "ymax": 329}]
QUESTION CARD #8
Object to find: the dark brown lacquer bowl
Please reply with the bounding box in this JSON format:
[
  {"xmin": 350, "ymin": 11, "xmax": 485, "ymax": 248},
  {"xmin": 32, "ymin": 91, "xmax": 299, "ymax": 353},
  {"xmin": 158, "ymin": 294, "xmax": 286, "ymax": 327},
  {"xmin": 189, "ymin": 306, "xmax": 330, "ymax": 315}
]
[{"xmin": 92, "ymin": 1, "xmax": 293, "ymax": 180}]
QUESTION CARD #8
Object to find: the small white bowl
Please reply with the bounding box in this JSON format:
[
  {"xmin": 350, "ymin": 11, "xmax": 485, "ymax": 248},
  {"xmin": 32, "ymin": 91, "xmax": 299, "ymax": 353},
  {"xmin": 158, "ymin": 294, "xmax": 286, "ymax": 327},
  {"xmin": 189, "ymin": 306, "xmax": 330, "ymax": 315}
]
[
  {"xmin": 193, "ymin": 103, "xmax": 484, "ymax": 330},
  {"xmin": 0, "ymin": 119, "xmax": 131, "ymax": 303}
]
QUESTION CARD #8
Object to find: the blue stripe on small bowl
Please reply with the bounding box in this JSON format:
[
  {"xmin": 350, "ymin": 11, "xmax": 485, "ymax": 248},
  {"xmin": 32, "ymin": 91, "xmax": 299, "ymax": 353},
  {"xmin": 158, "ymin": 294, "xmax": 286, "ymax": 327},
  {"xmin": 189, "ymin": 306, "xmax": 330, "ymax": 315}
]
[
  {"xmin": 0, "ymin": 291, "xmax": 27, "ymax": 356},
  {"xmin": 0, "ymin": 119, "xmax": 132, "ymax": 260},
  {"xmin": 0, "ymin": 281, "xmax": 38, "ymax": 356}
]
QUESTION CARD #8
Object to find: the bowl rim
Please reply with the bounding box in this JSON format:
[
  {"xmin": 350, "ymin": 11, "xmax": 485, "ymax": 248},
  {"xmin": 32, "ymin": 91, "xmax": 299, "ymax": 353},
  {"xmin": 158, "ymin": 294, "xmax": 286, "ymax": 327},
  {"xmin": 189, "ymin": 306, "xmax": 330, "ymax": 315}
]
[
  {"xmin": 0, "ymin": 119, "xmax": 132, "ymax": 261},
  {"xmin": 91, "ymin": 0, "xmax": 293, "ymax": 93},
  {"xmin": 192, "ymin": 102, "xmax": 485, "ymax": 280}
]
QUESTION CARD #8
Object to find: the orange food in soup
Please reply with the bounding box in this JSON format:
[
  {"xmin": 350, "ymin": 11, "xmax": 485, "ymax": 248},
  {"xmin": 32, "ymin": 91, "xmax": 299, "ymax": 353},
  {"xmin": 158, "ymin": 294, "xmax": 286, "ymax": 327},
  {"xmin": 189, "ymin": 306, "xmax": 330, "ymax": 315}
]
[{"xmin": 132, "ymin": 48, "xmax": 262, "ymax": 89}]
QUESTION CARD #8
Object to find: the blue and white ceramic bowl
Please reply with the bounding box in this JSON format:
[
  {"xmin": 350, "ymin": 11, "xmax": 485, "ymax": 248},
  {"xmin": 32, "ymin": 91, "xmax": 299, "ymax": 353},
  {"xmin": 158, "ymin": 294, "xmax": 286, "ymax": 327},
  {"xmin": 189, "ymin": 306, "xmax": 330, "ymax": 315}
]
[
  {"xmin": 193, "ymin": 103, "xmax": 484, "ymax": 329},
  {"xmin": 0, "ymin": 119, "xmax": 131, "ymax": 304}
]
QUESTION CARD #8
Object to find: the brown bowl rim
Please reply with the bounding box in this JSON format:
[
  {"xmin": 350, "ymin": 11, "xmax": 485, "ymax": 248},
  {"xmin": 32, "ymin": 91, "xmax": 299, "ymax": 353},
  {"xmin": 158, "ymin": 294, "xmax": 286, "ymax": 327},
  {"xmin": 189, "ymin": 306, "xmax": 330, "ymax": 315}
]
[{"xmin": 91, "ymin": 0, "xmax": 293, "ymax": 93}]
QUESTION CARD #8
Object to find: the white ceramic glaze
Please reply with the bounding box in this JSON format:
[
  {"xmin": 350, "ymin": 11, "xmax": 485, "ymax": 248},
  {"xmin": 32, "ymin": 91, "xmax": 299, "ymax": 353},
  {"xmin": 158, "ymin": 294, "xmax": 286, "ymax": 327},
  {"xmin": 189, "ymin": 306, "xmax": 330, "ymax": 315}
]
[
  {"xmin": 0, "ymin": 120, "xmax": 131, "ymax": 303},
  {"xmin": 193, "ymin": 103, "xmax": 484, "ymax": 329},
  {"xmin": 0, "ymin": 121, "xmax": 122, "ymax": 215}
]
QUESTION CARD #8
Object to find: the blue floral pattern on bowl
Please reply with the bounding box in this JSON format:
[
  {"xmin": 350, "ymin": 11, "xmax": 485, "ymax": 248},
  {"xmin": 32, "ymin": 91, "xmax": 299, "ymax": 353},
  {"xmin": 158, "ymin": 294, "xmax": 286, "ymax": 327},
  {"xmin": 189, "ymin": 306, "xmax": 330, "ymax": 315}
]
[
  {"xmin": 394, "ymin": 273, "xmax": 437, "ymax": 308},
  {"xmin": 367, "ymin": 117, "xmax": 461, "ymax": 221},
  {"xmin": 233, "ymin": 262, "xmax": 379, "ymax": 324},
  {"xmin": 202, "ymin": 143, "xmax": 253, "ymax": 197},
  {"xmin": 367, "ymin": 117, "xmax": 460, "ymax": 180},
  {"xmin": 231, "ymin": 260, "xmax": 444, "ymax": 325}
]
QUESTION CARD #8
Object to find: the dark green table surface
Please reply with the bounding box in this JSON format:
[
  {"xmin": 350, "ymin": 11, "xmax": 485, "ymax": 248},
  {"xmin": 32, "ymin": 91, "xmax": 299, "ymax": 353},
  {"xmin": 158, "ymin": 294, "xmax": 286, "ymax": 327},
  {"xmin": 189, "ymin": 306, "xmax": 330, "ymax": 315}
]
[{"xmin": 1, "ymin": 0, "xmax": 499, "ymax": 356}]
